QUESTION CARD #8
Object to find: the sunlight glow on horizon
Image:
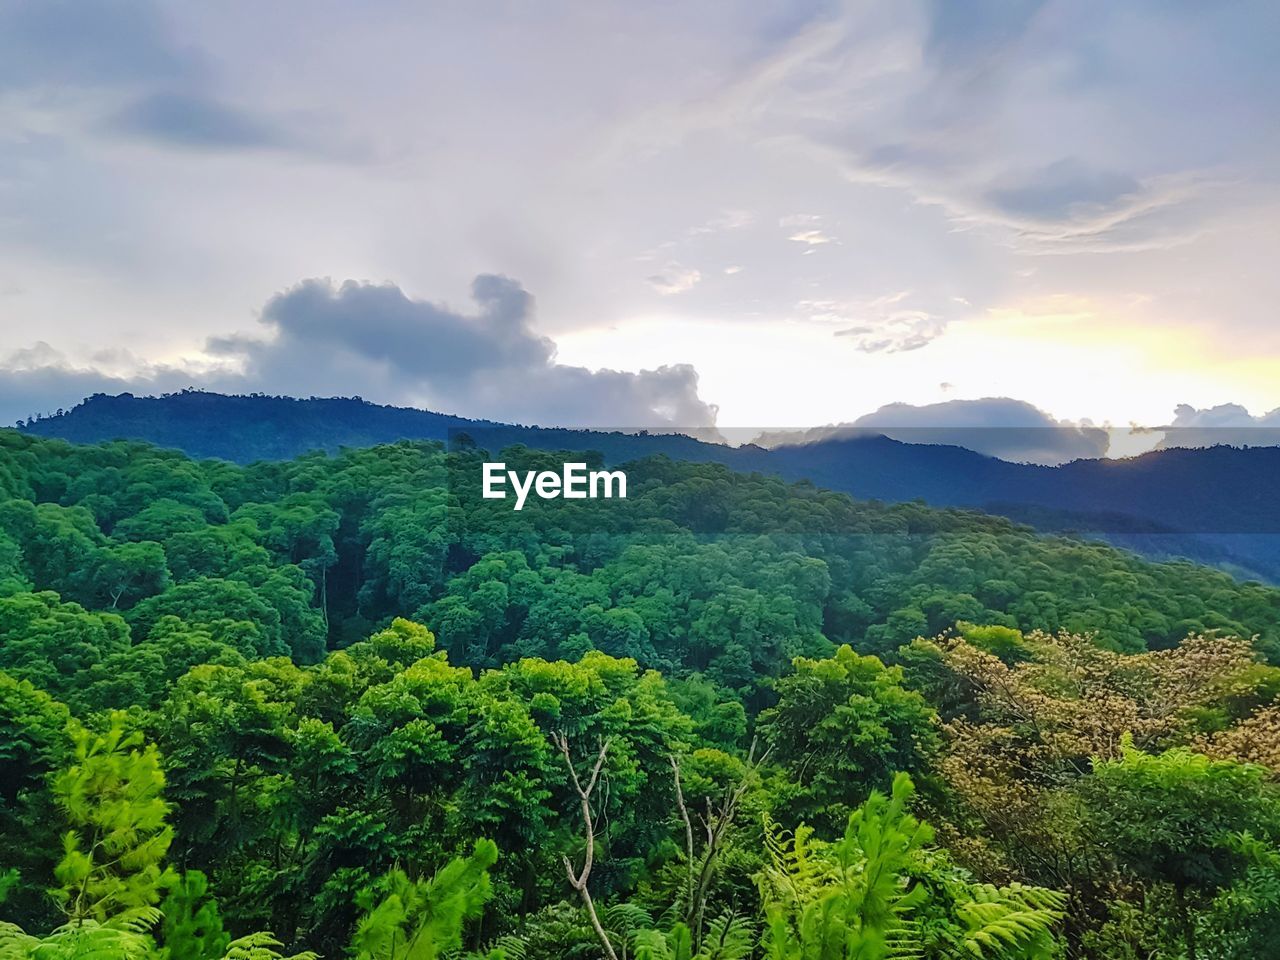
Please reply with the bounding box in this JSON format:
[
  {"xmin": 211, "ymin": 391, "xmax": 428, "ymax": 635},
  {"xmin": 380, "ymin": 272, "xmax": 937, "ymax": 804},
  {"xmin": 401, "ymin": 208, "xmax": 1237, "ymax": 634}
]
[{"xmin": 555, "ymin": 299, "xmax": 1280, "ymax": 432}]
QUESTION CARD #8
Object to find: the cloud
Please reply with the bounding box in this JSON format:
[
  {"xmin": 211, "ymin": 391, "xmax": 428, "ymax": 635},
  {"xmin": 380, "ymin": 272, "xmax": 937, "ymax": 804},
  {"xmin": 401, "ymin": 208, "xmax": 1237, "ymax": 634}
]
[
  {"xmin": 1155, "ymin": 403, "xmax": 1280, "ymax": 450},
  {"xmin": 0, "ymin": 0, "xmax": 195, "ymax": 90},
  {"xmin": 754, "ymin": 397, "xmax": 1111, "ymax": 464},
  {"xmin": 0, "ymin": 274, "xmax": 720, "ymax": 432},
  {"xmin": 2, "ymin": 0, "xmax": 1278, "ymax": 432},
  {"xmin": 736, "ymin": 2, "xmax": 1274, "ymax": 258},
  {"xmin": 923, "ymin": 0, "xmax": 1049, "ymax": 65},
  {"xmin": 106, "ymin": 92, "xmax": 283, "ymax": 150},
  {"xmin": 780, "ymin": 214, "xmax": 839, "ymax": 248},
  {"xmin": 984, "ymin": 159, "xmax": 1142, "ymax": 223},
  {"xmin": 689, "ymin": 210, "xmax": 755, "ymax": 236},
  {"xmin": 0, "ymin": 0, "xmax": 313, "ymax": 157},
  {"xmin": 646, "ymin": 264, "xmax": 702, "ymax": 295},
  {"xmin": 0, "ymin": 343, "xmax": 198, "ymax": 424},
  {"xmin": 798, "ymin": 291, "xmax": 950, "ymax": 353},
  {"xmin": 217, "ymin": 275, "xmax": 554, "ymax": 381},
  {"xmin": 831, "ymin": 314, "xmax": 942, "ymax": 353},
  {"xmin": 788, "ymin": 229, "xmax": 838, "ymax": 247}
]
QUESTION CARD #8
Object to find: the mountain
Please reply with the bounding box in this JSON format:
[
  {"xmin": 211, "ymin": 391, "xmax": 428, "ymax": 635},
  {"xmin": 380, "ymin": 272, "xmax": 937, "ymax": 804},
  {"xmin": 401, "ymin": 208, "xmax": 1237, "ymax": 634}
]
[
  {"xmin": 20, "ymin": 390, "xmax": 1280, "ymax": 580},
  {"xmin": 17, "ymin": 390, "xmax": 725, "ymax": 464}
]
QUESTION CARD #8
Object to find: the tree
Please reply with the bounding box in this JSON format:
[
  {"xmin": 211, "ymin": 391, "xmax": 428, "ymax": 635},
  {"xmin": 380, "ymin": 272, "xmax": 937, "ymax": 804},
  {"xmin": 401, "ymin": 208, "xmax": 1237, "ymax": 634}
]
[
  {"xmin": 0, "ymin": 706, "xmax": 316, "ymax": 960},
  {"xmin": 553, "ymin": 733, "xmax": 620, "ymax": 960},
  {"xmin": 51, "ymin": 713, "xmax": 174, "ymax": 924},
  {"xmin": 760, "ymin": 645, "xmax": 938, "ymax": 832},
  {"xmin": 670, "ymin": 743, "xmax": 767, "ymax": 948},
  {"xmin": 0, "ymin": 671, "xmax": 71, "ymax": 929},
  {"xmin": 349, "ymin": 838, "xmax": 498, "ymax": 960},
  {"xmin": 90, "ymin": 540, "xmax": 170, "ymax": 610},
  {"xmin": 0, "ymin": 591, "xmax": 130, "ymax": 701},
  {"xmin": 158, "ymin": 870, "xmax": 230, "ymax": 960},
  {"xmin": 908, "ymin": 627, "xmax": 1279, "ymax": 949},
  {"xmin": 1085, "ymin": 740, "xmax": 1280, "ymax": 960}
]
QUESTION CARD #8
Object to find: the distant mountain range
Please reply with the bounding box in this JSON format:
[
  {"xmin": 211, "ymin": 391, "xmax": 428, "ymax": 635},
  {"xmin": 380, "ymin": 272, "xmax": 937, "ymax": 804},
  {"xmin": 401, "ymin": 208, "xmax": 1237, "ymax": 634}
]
[{"xmin": 19, "ymin": 391, "xmax": 1280, "ymax": 581}]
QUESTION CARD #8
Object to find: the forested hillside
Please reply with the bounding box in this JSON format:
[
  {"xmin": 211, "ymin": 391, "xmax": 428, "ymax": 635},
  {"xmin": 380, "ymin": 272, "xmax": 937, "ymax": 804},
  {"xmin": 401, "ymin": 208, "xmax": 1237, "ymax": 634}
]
[
  {"xmin": 23, "ymin": 391, "xmax": 1280, "ymax": 581},
  {"xmin": 3, "ymin": 429, "xmax": 1280, "ymax": 958}
]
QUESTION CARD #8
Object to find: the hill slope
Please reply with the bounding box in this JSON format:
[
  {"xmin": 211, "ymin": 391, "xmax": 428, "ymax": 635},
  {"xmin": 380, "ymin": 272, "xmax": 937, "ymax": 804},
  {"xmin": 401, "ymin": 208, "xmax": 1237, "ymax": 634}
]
[{"xmin": 21, "ymin": 390, "xmax": 1280, "ymax": 579}]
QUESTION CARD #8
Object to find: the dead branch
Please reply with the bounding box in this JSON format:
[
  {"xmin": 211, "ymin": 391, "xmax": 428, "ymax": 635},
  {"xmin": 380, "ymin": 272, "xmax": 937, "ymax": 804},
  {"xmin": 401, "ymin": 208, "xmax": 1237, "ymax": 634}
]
[
  {"xmin": 553, "ymin": 732, "xmax": 619, "ymax": 960},
  {"xmin": 672, "ymin": 737, "xmax": 771, "ymax": 948}
]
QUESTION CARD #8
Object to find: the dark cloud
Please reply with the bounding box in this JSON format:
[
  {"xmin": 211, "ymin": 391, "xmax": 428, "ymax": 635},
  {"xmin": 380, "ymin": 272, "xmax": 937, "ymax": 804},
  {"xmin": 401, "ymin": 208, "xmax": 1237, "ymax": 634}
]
[
  {"xmin": 210, "ymin": 274, "xmax": 717, "ymax": 429},
  {"xmin": 754, "ymin": 398, "xmax": 1110, "ymax": 465},
  {"xmin": 0, "ymin": 0, "xmax": 304, "ymax": 156},
  {"xmin": 985, "ymin": 159, "xmax": 1142, "ymax": 222},
  {"xmin": 0, "ymin": 0, "xmax": 194, "ymax": 89},
  {"xmin": 924, "ymin": 0, "xmax": 1049, "ymax": 64},
  {"xmin": 0, "ymin": 275, "xmax": 720, "ymax": 432},
  {"xmin": 209, "ymin": 275, "xmax": 554, "ymax": 390},
  {"xmin": 107, "ymin": 92, "xmax": 282, "ymax": 150}
]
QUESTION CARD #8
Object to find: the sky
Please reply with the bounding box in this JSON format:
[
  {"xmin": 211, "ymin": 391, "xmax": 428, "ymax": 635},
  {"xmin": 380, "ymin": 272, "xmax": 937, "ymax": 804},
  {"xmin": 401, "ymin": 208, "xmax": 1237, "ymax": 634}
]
[{"xmin": 1, "ymin": 0, "xmax": 1278, "ymax": 461}]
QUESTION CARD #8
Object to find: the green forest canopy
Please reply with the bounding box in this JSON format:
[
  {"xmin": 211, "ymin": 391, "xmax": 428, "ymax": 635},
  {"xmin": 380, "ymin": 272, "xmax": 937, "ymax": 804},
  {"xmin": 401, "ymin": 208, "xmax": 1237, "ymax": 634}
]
[{"xmin": 3, "ymin": 429, "xmax": 1280, "ymax": 959}]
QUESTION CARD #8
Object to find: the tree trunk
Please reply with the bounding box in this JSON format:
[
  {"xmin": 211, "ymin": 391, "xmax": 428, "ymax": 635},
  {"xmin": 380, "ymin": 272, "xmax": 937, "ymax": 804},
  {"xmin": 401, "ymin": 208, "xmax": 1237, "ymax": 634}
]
[{"xmin": 1175, "ymin": 883, "xmax": 1196, "ymax": 960}]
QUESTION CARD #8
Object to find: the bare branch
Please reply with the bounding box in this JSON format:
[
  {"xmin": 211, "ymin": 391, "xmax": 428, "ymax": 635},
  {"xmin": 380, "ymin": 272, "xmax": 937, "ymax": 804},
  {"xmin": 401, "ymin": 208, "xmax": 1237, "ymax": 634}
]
[
  {"xmin": 584, "ymin": 736, "xmax": 611, "ymax": 798},
  {"xmin": 670, "ymin": 754, "xmax": 696, "ymax": 917},
  {"xmin": 679, "ymin": 738, "xmax": 772, "ymax": 950},
  {"xmin": 554, "ymin": 733, "xmax": 619, "ymax": 960}
]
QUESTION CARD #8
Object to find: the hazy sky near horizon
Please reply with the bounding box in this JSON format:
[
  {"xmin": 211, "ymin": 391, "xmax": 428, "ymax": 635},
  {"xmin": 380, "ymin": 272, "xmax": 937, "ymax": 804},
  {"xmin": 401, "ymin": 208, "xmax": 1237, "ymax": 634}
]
[{"xmin": 1, "ymin": 0, "xmax": 1279, "ymax": 447}]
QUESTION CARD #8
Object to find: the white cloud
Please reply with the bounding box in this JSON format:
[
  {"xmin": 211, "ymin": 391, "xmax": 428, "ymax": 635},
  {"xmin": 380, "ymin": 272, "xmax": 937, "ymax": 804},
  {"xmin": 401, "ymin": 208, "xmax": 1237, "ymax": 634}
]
[
  {"xmin": 1156, "ymin": 403, "xmax": 1280, "ymax": 451},
  {"xmin": 646, "ymin": 263, "xmax": 703, "ymax": 295},
  {"xmin": 796, "ymin": 290, "xmax": 953, "ymax": 353},
  {"xmin": 788, "ymin": 229, "xmax": 839, "ymax": 247},
  {"xmin": 754, "ymin": 397, "xmax": 1111, "ymax": 465}
]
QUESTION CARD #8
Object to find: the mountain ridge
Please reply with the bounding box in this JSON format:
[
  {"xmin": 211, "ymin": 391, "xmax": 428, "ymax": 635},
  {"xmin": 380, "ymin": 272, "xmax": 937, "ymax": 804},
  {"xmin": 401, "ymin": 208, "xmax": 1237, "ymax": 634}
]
[{"xmin": 19, "ymin": 390, "xmax": 1280, "ymax": 580}]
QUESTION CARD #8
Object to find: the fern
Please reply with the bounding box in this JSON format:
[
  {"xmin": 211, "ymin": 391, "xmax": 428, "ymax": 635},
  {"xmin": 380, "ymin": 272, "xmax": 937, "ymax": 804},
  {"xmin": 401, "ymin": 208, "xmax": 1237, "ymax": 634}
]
[
  {"xmin": 603, "ymin": 901, "xmax": 656, "ymax": 943},
  {"xmin": 759, "ymin": 814, "xmax": 834, "ymax": 913},
  {"xmin": 0, "ymin": 919, "xmax": 155, "ymax": 960},
  {"xmin": 695, "ymin": 912, "xmax": 755, "ymax": 960},
  {"xmin": 761, "ymin": 773, "xmax": 933, "ymax": 960},
  {"xmin": 632, "ymin": 923, "xmax": 693, "ymax": 960},
  {"xmin": 0, "ymin": 921, "xmax": 40, "ymax": 960},
  {"xmin": 632, "ymin": 918, "xmax": 752, "ymax": 960},
  {"xmin": 468, "ymin": 936, "xmax": 526, "ymax": 960},
  {"xmin": 951, "ymin": 883, "xmax": 1065, "ymax": 960},
  {"xmin": 220, "ymin": 932, "xmax": 319, "ymax": 960}
]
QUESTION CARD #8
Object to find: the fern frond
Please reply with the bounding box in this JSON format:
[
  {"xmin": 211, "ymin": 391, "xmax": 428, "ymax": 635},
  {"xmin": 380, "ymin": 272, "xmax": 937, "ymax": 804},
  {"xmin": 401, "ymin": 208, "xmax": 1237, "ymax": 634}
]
[
  {"xmin": 0, "ymin": 921, "xmax": 41, "ymax": 960},
  {"xmin": 698, "ymin": 912, "xmax": 755, "ymax": 960},
  {"xmin": 470, "ymin": 934, "xmax": 527, "ymax": 960},
  {"xmin": 222, "ymin": 931, "xmax": 320, "ymax": 960},
  {"xmin": 604, "ymin": 900, "xmax": 655, "ymax": 938},
  {"xmin": 953, "ymin": 882, "xmax": 1065, "ymax": 960},
  {"xmin": 105, "ymin": 905, "xmax": 165, "ymax": 934},
  {"xmin": 14, "ymin": 920, "xmax": 156, "ymax": 960}
]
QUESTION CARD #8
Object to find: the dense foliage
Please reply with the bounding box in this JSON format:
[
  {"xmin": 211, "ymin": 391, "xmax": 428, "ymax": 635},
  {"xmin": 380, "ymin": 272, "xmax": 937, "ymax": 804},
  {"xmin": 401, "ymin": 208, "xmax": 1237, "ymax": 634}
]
[{"xmin": 3, "ymin": 429, "xmax": 1280, "ymax": 958}]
